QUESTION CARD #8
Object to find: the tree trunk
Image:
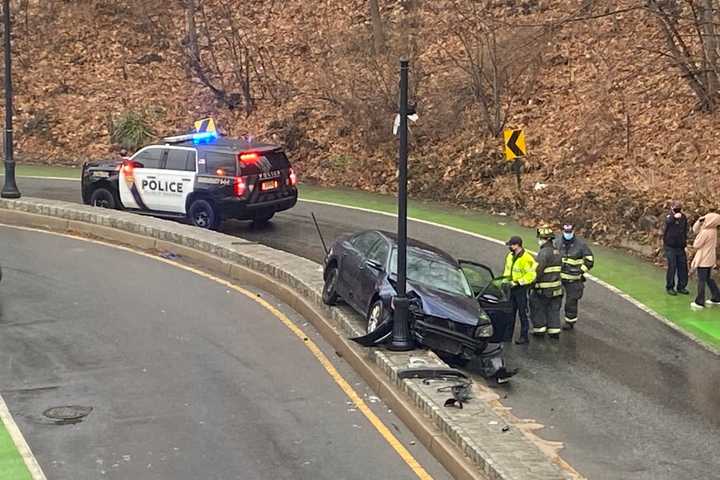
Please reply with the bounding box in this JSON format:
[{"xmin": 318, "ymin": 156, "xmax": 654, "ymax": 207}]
[
  {"xmin": 701, "ymin": 0, "xmax": 719, "ymax": 101},
  {"xmin": 185, "ymin": 0, "xmax": 199, "ymax": 65},
  {"xmin": 369, "ymin": 0, "xmax": 385, "ymax": 55}
]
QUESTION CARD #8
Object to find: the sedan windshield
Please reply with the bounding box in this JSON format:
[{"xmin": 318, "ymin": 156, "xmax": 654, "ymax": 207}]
[{"xmin": 390, "ymin": 247, "xmax": 472, "ymax": 297}]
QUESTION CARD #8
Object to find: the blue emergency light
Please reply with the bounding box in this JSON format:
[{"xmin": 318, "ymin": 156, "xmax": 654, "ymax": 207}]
[
  {"xmin": 162, "ymin": 130, "xmax": 218, "ymax": 145},
  {"xmin": 191, "ymin": 130, "xmax": 218, "ymax": 144}
]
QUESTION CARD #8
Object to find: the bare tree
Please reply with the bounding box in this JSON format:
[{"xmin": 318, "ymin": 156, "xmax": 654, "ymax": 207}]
[
  {"xmin": 431, "ymin": 0, "xmax": 547, "ymax": 136},
  {"xmin": 182, "ymin": 0, "xmax": 287, "ymax": 115},
  {"xmin": 369, "ymin": 0, "xmax": 385, "ymax": 55},
  {"xmin": 647, "ymin": 0, "xmax": 720, "ymax": 111}
]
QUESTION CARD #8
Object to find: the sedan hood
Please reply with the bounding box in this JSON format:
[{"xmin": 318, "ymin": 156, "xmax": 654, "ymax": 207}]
[{"xmin": 409, "ymin": 282, "xmax": 481, "ymax": 327}]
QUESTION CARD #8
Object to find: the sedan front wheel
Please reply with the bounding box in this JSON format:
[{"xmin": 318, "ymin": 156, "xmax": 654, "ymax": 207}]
[{"xmin": 367, "ymin": 300, "xmax": 390, "ymax": 334}]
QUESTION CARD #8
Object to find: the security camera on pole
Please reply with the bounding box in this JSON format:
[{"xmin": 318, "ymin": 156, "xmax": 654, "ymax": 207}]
[
  {"xmin": 1, "ymin": 0, "xmax": 20, "ymax": 199},
  {"xmin": 389, "ymin": 58, "xmax": 414, "ymax": 351}
]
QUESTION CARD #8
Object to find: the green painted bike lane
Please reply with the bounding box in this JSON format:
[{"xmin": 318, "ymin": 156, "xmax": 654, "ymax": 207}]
[
  {"xmin": 9, "ymin": 165, "xmax": 720, "ymax": 348},
  {"xmin": 7, "ymin": 165, "xmax": 720, "ymax": 349},
  {"xmin": 298, "ymin": 185, "xmax": 720, "ymax": 350},
  {"xmin": 0, "ymin": 423, "xmax": 31, "ymax": 480}
]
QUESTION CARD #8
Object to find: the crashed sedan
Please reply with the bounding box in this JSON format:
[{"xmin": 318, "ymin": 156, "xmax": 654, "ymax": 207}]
[{"xmin": 322, "ymin": 230, "xmax": 515, "ymax": 381}]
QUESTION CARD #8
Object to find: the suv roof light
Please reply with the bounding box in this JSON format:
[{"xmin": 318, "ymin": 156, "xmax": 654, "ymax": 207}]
[{"xmin": 162, "ymin": 131, "xmax": 219, "ymax": 145}]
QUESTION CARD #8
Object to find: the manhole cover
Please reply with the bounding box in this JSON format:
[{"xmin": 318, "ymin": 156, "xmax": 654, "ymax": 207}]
[{"xmin": 43, "ymin": 406, "xmax": 93, "ymax": 421}]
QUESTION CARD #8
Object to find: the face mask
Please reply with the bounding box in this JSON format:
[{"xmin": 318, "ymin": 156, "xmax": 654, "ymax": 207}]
[
  {"xmin": 672, "ymin": 207, "xmax": 681, "ymax": 213},
  {"xmin": 563, "ymin": 232, "xmax": 574, "ymax": 241}
]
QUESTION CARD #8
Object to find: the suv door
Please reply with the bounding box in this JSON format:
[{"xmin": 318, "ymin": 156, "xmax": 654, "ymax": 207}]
[
  {"xmin": 459, "ymin": 260, "xmax": 514, "ymax": 343},
  {"xmin": 158, "ymin": 147, "xmax": 197, "ymax": 214},
  {"xmin": 120, "ymin": 146, "xmax": 166, "ymax": 210}
]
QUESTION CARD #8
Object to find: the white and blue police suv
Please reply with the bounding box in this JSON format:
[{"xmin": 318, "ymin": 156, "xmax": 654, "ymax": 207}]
[{"xmin": 81, "ymin": 131, "xmax": 298, "ymax": 230}]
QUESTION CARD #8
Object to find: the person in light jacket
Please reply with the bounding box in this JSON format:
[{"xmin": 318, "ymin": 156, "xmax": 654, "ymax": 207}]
[{"xmin": 690, "ymin": 212, "xmax": 720, "ymax": 310}]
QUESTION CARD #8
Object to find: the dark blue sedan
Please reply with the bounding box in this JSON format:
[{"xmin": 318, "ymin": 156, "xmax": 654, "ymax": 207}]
[{"xmin": 322, "ymin": 230, "xmax": 515, "ymax": 380}]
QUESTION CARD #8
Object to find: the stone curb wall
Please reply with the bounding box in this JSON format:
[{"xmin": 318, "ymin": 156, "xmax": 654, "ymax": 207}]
[{"xmin": 0, "ymin": 198, "xmax": 570, "ymax": 480}]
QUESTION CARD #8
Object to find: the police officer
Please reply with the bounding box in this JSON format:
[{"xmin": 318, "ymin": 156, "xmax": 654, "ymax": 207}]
[
  {"xmin": 503, "ymin": 236, "xmax": 537, "ymax": 344},
  {"xmin": 556, "ymin": 223, "xmax": 594, "ymax": 329},
  {"xmin": 531, "ymin": 226, "xmax": 564, "ymax": 339}
]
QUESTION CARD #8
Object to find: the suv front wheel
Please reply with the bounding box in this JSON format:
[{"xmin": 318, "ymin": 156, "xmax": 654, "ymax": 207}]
[{"xmin": 188, "ymin": 199, "xmax": 221, "ymax": 230}]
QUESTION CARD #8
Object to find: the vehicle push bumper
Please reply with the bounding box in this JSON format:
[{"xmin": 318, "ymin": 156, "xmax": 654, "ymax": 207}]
[{"xmin": 218, "ymin": 189, "xmax": 298, "ymax": 219}]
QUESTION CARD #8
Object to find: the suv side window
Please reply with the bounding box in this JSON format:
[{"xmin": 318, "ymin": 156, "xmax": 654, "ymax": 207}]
[
  {"xmin": 165, "ymin": 149, "xmax": 194, "ymax": 171},
  {"xmin": 351, "ymin": 232, "xmax": 381, "ymax": 257},
  {"xmin": 205, "ymin": 152, "xmax": 237, "ymax": 176},
  {"xmin": 367, "ymin": 239, "xmax": 390, "ymax": 265},
  {"xmin": 134, "ymin": 147, "xmax": 164, "ymax": 169}
]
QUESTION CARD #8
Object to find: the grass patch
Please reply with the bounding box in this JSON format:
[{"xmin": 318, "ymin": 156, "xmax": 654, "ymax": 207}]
[{"xmin": 0, "ymin": 422, "xmax": 31, "ymax": 480}]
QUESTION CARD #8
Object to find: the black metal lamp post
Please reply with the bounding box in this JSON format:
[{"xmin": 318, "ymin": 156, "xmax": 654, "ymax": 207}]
[
  {"xmin": 389, "ymin": 58, "xmax": 413, "ymax": 351},
  {"xmin": 1, "ymin": 0, "xmax": 19, "ymax": 199}
]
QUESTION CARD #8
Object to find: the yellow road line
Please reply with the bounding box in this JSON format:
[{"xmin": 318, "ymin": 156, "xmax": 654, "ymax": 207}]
[{"xmin": 0, "ymin": 224, "xmax": 434, "ymax": 480}]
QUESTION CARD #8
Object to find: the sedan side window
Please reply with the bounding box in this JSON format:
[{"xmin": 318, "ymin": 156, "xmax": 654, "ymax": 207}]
[
  {"xmin": 350, "ymin": 232, "xmax": 381, "ymax": 257},
  {"xmin": 367, "ymin": 239, "xmax": 390, "ymax": 265}
]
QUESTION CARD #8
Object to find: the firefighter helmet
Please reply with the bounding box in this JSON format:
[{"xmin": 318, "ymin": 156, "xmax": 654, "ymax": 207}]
[{"xmin": 537, "ymin": 225, "xmax": 554, "ymax": 240}]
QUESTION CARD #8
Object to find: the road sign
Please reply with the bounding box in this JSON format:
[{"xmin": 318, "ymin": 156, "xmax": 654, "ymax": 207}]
[
  {"xmin": 503, "ymin": 128, "xmax": 526, "ymax": 160},
  {"xmin": 194, "ymin": 117, "xmax": 216, "ymax": 134},
  {"xmin": 393, "ymin": 113, "xmax": 418, "ymax": 136}
]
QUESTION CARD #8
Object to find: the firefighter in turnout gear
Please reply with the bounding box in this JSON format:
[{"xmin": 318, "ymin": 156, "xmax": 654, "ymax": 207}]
[
  {"xmin": 531, "ymin": 226, "xmax": 564, "ymax": 339},
  {"xmin": 555, "ymin": 223, "xmax": 594, "ymax": 329},
  {"xmin": 503, "ymin": 236, "xmax": 538, "ymax": 345}
]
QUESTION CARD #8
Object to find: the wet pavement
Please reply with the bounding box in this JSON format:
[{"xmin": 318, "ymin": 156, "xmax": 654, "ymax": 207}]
[
  {"xmin": 10, "ymin": 176, "xmax": 720, "ymax": 480},
  {"xmin": 0, "ymin": 223, "xmax": 452, "ymax": 480}
]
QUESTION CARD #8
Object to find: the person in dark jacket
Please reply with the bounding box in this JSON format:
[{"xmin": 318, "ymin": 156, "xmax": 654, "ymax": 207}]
[
  {"xmin": 555, "ymin": 223, "xmax": 594, "ymax": 329},
  {"xmin": 530, "ymin": 226, "xmax": 564, "ymax": 340},
  {"xmin": 662, "ymin": 200, "xmax": 689, "ymax": 295}
]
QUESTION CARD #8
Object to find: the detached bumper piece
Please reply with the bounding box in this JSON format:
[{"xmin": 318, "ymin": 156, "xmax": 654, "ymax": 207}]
[{"xmin": 413, "ymin": 315, "xmax": 485, "ymax": 356}]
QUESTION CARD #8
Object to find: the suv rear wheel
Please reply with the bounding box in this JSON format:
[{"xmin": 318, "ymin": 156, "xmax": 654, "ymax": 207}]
[
  {"xmin": 89, "ymin": 187, "xmax": 117, "ymax": 209},
  {"xmin": 188, "ymin": 199, "xmax": 220, "ymax": 230}
]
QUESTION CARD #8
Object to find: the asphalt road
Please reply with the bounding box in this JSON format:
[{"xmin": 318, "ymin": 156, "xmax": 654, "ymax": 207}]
[
  {"xmin": 10, "ymin": 177, "xmax": 720, "ymax": 480},
  {"xmin": 0, "ymin": 224, "xmax": 453, "ymax": 480}
]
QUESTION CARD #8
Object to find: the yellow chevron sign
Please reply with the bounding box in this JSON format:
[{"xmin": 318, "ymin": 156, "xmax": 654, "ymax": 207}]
[
  {"xmin": 503, "ymin": 128, "xmax": 526, "ymax": 160},
  {"xmin": 194, "ymin": 118, "xmax": 217, "ymax": 134}
]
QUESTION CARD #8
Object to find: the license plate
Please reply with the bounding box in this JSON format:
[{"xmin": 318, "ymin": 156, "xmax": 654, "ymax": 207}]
[{"xmin": 261, "ymin": 180, "xmax": 278, "ymax": 191}]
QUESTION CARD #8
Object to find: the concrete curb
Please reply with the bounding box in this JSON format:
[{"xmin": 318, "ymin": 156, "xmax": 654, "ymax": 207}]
[{"xmin": 0, "ymin": 198, "xmax": 571, "ymax": 480}]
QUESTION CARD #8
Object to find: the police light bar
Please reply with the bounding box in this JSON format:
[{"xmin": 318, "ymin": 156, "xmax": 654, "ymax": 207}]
[{"xmin": 162, "ymin": 131, "xmax": 219, "ymax": 144}]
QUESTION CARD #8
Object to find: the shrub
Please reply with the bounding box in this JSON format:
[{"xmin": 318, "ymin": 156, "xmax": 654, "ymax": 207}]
[{"xmin": 110, "ymin": 111, "xmax": 155, "ymax": 150}]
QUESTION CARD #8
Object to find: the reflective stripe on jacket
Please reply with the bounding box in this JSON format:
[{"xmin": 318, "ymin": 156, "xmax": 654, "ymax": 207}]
[
  {"xmin": 554, "ymin": 235, "xmax": 594, "ymax": 282},
  {"xmin": 503, "ymin": 249, "xmax": 537, "ymax": 286},
  {"xmin": 534, "ymin": 241, "xmax": 563, "ymax": 297}
]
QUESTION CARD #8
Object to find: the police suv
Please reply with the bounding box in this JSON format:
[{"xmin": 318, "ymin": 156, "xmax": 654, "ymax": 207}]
[{"xmin": 81, "ymin": 132, "xmax": 298, "ymax": 229}]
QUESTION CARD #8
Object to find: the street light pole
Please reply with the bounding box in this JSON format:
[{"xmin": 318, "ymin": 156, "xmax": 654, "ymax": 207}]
[
  {"xmin": 1, "ymin": 0, "xmax": 19, "ymax": 199},
  {"xmin": 389, "ymin": 58, "xmax": 413, "ymax": 351}
]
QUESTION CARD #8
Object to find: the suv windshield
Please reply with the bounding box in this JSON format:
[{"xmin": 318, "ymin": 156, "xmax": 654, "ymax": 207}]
[{"xmin": 390, "ymin": 247, "xmax": 472, "ymax": 297}]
